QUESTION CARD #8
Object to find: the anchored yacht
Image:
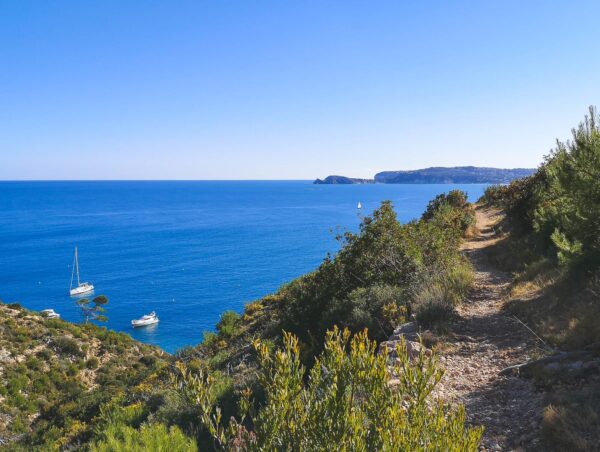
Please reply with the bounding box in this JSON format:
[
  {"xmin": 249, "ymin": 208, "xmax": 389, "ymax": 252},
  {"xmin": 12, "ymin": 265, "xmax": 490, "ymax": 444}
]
[{"xmin": 131, "ymin": 311, "xmax": 159, "ymax": 328}]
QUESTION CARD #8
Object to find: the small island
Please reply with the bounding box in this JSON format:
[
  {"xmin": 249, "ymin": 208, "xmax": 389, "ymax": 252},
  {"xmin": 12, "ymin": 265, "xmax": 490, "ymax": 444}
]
[
  {"xmin": 314, "ymin": 166, "xmax": 535, "ymax": 184},
  {"xmin": 313, "ymin": 175, "xmax": 375, "ymax": 184}
]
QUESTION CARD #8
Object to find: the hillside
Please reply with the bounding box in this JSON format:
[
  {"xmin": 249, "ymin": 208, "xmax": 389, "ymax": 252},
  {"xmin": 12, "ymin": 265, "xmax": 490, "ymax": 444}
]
[
  {"xmin": 375, "ymin": 166, "xmax": 535, "ymax": 184},
  {"xmin": 0, "ymin": 303, "xmax": 169, "ymax": 449},
  {"xmin": 0, "ymin": 190, "xmax": 482, "ymax": 450},
  {"xmin": 3, "ymin": 106, "xmax": 598, "ymax": 450},
  {"xmin": 313, "ymin": 175, "xmax": 374, "ymax": 184},
  {"xmin": 314, "ymin": 166, "xmax": 535, "ymax": 184},
  {"xmin": 472, "ymin": 107, "xmax": 600, "ymax": 450}
]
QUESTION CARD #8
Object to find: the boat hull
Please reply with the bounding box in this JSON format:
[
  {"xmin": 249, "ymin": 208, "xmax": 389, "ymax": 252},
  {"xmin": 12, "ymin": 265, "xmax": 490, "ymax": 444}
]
[
  {"xmin": 131, "ymin": 319, "xmax": 159, "ymax": 328},
  {"xmin": 70, "ymin": 284, "xmax": 94, "ymax": 296}
]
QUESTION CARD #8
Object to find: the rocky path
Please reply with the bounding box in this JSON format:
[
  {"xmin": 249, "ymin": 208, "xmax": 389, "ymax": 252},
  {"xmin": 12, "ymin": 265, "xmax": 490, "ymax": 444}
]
[{"xmin": 433, "ymin": 206, "xmax": 544, "ymax": 451}]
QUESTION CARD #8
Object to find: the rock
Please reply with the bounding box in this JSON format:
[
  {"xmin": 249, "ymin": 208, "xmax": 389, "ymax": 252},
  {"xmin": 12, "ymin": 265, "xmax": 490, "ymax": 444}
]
[
  {"xmin": 380, "ymin": 339, "xmax": 429, "ymax": 362},
  {"xmin": 569, "ymin": 361, "xmax": 583, "ymax": 371},
  {"xmin": 0, "ymin": 349, "xmax": 12, "ymax": 363},
  {"xmin": 393, "ymin": 321, "xmax": 418, "ymax": 338},
  {"xmin": 420, "ymin": 330, "xmax": 438, "ymax": 347},
  {"xmin": 405, "ymin": 340, "xmax": 423, "ymax": 360},
  {"xmin": 582, "ymin": 360, "xmax": 600, "ymax": 370}
]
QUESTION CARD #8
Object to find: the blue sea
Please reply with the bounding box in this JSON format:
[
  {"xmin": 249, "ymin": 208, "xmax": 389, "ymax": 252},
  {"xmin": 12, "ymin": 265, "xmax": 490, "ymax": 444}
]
[{"xmin": 0, "ymin": 181, "xmax": 486, "ymax": 352}]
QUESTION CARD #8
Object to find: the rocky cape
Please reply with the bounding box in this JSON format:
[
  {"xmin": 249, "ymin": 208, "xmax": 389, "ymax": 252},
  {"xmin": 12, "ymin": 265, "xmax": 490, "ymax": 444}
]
[
  {"xmin": 314, "ymin": 166, "xmax": 535, "ymax": 184},
  {"xmin": 313, "ymin": 175, "xmax": 375, "ymax": 184}
]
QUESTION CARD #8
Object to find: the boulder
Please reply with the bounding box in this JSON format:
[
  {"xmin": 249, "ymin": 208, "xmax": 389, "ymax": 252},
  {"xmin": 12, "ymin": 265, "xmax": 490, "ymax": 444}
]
[{"xmin": 380, "ymin": 339, "xmax": 426, "ymax": 361}]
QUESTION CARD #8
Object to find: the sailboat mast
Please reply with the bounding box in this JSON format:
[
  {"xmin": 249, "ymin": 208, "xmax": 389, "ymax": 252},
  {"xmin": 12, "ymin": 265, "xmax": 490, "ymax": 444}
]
[
  {"xmin": 75, "ymin": 247, "xmax": 81, "ymax": 286},
  {"xmin": 70, "ymin": 249, "xmax": 76, "ymax": 290}
]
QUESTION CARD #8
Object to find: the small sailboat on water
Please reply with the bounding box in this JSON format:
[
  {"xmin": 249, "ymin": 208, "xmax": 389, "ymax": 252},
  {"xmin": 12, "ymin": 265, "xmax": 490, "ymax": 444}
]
[
  {"xmin": 357, "ymin": 201, "xmax": 362, "ymax": 209},
  {"xmin": 131, "ymin": 311, "xmax": 159, "ymax": 328},
  {"xmin": 69, "ymin": 247, "xmax": 94, "ymax": 296}
]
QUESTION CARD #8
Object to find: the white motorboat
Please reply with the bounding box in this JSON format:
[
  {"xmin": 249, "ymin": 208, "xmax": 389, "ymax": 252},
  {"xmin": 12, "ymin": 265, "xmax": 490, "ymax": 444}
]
[
  {"xmin": 69, "ymin": 247, "xmax": 94, "ymax": 296},
  {"xmin": 41, "ymin": 309, "xmax": 60, "ymax": 319},
  {"xmin": 357, "ymin": 201, "xmax": 362, "ymax": 209},
  {"xmin": 131, "ymin": 311, "xmax": 159, "ymax": 328}
]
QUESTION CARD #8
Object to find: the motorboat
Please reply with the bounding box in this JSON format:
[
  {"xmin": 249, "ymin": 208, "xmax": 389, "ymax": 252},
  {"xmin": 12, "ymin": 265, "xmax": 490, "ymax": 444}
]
[
  {"xmin": 357, "ymin": 201, "xmax": 362, "ymax": 209},
  {"xmin": 41, "ymin": 309, "xmax": 60, "ymax": 319},
  {"xmin": 131, "ymin": 311, "xmax": 159, "ymax": 328},
  {"xmin": 69, "ymin": 247, "xmax": 94, "ymax": 296}
]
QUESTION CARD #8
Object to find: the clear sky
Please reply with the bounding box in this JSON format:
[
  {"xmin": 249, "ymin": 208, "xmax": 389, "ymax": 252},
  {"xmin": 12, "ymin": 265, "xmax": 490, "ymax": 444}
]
[{"xmin": 1, "ymin": 1, "xmax": 599, "ymax": 180}]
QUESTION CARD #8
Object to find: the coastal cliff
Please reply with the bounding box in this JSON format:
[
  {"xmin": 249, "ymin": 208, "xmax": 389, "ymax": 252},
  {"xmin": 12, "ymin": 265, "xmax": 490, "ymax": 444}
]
[
  {"xmin": 313, "ymin": 175, "xmax": 374, "ymax": 184},
  {"xmin": 314, "ymin": 166, "xmax": 535, "ymax": 184}
]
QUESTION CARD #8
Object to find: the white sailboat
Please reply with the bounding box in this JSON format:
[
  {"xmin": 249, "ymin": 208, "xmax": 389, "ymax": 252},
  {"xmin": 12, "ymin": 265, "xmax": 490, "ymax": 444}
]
[
  {"xmin": 131, "ymin": 311, "xmax": 159, "ymax": 328},
  {"xmin": 357, "ymin": 201, "xmax": 362, "ymax": 209},
  {"xmin": 69, "ymin": 247, "xmax": 94, "ymax": 296}
]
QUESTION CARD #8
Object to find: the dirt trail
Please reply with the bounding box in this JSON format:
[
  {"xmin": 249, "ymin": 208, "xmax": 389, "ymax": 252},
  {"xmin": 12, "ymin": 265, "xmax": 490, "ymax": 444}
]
[{"xmin": 433, "ymin": 206, "xmax": 543, "ymax": 451}]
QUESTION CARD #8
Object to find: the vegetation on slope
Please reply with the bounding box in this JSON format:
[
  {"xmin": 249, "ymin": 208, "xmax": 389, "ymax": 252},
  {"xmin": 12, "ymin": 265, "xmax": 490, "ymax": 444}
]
[
  {"xmin": 1, "ymin": 188, "xmax": 478, "ymax": 450},
  {"xmin": 0, "ymin": 302, "xmax": 167, "ymax": 449},
  {"xmin": 172, "ymin": 328, "xmax": 482, "ymax": 450},
  {"xmin": 375, "ymin": 166, "xmax": 535, "ymax": 184},
  {"xmin": 480, "ymin": 106, "xmax": 600, "ymax": 451},
  {"xmin": 194, "ymin": 194, "xmax": 474, "ymax": 380}
]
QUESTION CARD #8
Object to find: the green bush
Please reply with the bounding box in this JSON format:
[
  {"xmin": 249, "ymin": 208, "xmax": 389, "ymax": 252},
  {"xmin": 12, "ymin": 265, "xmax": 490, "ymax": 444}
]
[
  {"xmin": 173, "ymin": 328, "xmax": 483, "ymax": 450},
  {"xmin": 414, "ymin": 282, "xmax": 456, "ymax": 328},
  {"xmin": 92, "ymin": 423, "xmax": 197, "ymax": 451},
  {"xmin": 422, "ymin": 189, "xmax": 468, "ymax": 220},
  {"xmin": 215, "ymin": 311, "xmax": 240, "ymax": 338},
  {"xmin": 535, "ymin": 107, "xmax": 600, "ymax": 266},
  {"xmin": 52, "ymin": 336, "xmax": 85, "ymax": 358},
  {"xmin": 86, "ymin": 357, "xmax": 100, "ymax": 369},
  {"xmin": 479, "ymin": 184, "xmax": 506, "ymax": 205},
  {"xmin": 482, "ymin": 106, "xmax": 600, "ymax": 269},
  {"xmin": 337, "ymin": 283, "xmax": 408, "ymax": 338}
]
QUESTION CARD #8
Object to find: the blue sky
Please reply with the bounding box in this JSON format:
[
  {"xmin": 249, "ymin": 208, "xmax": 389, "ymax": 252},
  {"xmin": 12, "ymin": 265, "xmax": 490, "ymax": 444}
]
[{"xmin": 1, "ymin": 1, "xmax": 599, "ymax": 180}]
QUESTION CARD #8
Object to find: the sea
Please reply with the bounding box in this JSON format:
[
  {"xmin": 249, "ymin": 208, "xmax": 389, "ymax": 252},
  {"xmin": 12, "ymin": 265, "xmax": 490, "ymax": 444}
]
[{"xmin": 0, "ymin": 181, "xmax": 487, "ymax": 353}]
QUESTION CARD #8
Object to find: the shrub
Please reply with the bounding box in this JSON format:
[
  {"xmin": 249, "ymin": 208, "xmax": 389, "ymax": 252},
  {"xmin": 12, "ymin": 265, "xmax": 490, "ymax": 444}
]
[
  {"xmin": 53, "ymin": 336, "xmax": 85, "ymax": 358},
  {"xmin": 86, "ymin": 357, "xmax": 100, "ymax": 369},
  {"xmin": 444, "ymin": 259, "xmax": 475, "ymax": 305},
  {"xmin": 482, "ymin": 106, "xmax": 600, "ymax": 268},
  {"xmin": 25, "ymin": 356, "xmax": 42, "ymax": 371},
  {"xmin": 422, "ymin": 189, "xmax": 468, "ymax": 220},
  {"xmin": 479, "ymin": 184, "xmax": 506, "ymax": 205},
  {"xmin": 139, "ymin": 355, "xmax": 157, "ymax": 367},
  {"xmin": 92, "ymin": 423, "xmax": 197, "ymax": 451},
  {"xmin": 215, "ymin": 311, "xmax": 240, "ymax": 338},
  {"xmin": 173, "ymin": 328, "xmax": 483, "ymax": 450},
  {"xmin": 337, "ymin": 284, "xmax": 408, "ymax": 340},
  {"xmin": 201, "ymin": 331, "xmax": 218, "ymax": 348},
  {"xmin": 414, "ymin": 282, "xmax": 456, "ymax": 328},
  {"xmin": 244, "ymin": 301, "xmax": 263, "ymax": 316}
]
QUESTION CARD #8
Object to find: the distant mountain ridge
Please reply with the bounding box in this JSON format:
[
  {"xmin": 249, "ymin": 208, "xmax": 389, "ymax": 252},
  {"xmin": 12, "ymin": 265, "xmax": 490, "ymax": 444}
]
[{"xmin": 314, "ymin": 166, "xmax": 535, "ymax": 184}]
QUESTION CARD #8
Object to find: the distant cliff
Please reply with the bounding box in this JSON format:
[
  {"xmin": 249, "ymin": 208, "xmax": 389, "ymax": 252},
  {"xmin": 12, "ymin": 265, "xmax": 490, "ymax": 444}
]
[
  {"xmin": 314, "ymin": 166, "xmax": 535, "ymax": 184},
  {"xmin": 314, "ymin": 175, "xmax": 374, "ymax": 184},
  {"xmin": 375, "ymin": 167, "xmax": 535, "ymax": 184}
]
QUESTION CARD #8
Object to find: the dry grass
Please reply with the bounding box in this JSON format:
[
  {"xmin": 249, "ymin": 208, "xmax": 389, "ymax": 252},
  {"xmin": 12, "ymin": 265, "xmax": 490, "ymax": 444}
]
[
  {"xmin": 505, "ymin": 268, "xmax": 600, "ymax": 350},
  {"xmin": 541, "ymin": 384, "xmax": 600, "ymax": 451}
]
